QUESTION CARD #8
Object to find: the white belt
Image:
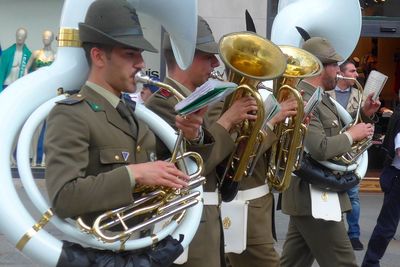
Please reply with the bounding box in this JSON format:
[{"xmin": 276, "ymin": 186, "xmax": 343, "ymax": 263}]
[
  {"xmin": 234, "ymin": 184, "xmax": 270, "ymax": 202},
  {"xmin": 203, "ymin": 191, "xmax": 219, "ymax": 206}
]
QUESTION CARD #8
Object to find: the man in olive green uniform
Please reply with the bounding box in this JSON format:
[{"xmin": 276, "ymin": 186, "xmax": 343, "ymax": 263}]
[
  {"xmin": 224, "ymin": 97, "xmax": 297, "ymax": 267},
  {"xmin": 146, "ymin": 16, "xmax": 259, "ymax": 267},
  {"xmin": 45, "ymin": 0, "xmax": 206, "ymax": 231},
  {"xmin": 280, "ymin": 37, "xmax": 380, "ymax": 267}
]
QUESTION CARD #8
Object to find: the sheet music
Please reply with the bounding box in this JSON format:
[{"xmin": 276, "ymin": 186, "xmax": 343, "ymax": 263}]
[
  {"xmin": 174, "ymin": 80, "xmax": 237, "ymax": 115},
  {"xmin": 262, "ymin": 93, "xmax": 280, "ymax": 129},
  {"xmin": 363, "ymin": 70, "xmax": 388, "ymax": 101},
  {"xmin": 303, "ymin": 86, "xmax": 323, "ymax": 121}
]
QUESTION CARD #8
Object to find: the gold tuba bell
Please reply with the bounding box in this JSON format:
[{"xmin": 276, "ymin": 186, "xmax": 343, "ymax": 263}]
[
  {"xmin": 218, "ymin": 32, "xmax": 286, "ymax": 201},
  {"xmin": 266, "ymin": 45, "xmax": 322, "ymax": 192}
]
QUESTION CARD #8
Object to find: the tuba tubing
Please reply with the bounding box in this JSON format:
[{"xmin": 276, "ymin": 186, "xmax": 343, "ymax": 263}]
[
  {"xmin": 316, "ymin": 97, "xmax": 368, "ymax": 179},
  {"xmin": 17, "ymin": 95, "xmax": 196, "ymax": 251}
]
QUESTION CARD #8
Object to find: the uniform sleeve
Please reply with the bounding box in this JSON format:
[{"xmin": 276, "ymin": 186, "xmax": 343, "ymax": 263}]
[
  {"xmin": 304, "ymin": 107, "xmax": 352, "ymax": 161},
  {"xmin": 45, "ymin": 105, "xmax": 133, "ymax": 219}
]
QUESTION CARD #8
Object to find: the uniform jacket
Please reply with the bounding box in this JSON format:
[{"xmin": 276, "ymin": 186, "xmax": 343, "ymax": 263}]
[
  {"xmin": 282, "ymin": 81, "xmax": 359, "ymax": 216},
  {"xmin": 45, "ymin": 85, "xmax": 160, "ymax": 223},
  {"xmin": 326, "ymin": 87, "xmax": 360, "ymax": 114},
  {"xmin": 145, "ymin": 77, "xmax": 235, "ymax": 192}
]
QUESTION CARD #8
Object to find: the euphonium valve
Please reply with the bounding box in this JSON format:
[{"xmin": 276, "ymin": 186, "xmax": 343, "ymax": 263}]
[
  {"xmin": 218, "ymin": 32, "xmax": 286, "ymax": 201},
  {"xmin": 267, "ymin": 46, "xmax": 322, "ymax": 192}
]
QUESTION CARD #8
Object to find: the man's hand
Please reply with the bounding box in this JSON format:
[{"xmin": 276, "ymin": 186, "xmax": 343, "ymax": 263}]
[
  {"xmin": 128, "ymin": 161, "xmax": 189, "ymax": 188},
  {"xmin": 346, "ymin": 122, "xmax": 374, "ymax": 142},
  {"xmin": 175, "ymin": 107, "xmax": 207, "ymax": 141},
  {"xmin": 269, "ymin": 98, "xmax": 298, "ymax": 127},
  {"xmin": 217, "ymin": 96, "xmax": 258, "ymax": 131},
  {"xmin": 362, "ymin": 92, "xmax": 381, "ymax": 117}
]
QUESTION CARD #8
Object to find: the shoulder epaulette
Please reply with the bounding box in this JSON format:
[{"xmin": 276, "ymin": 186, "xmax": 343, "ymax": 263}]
[{"xmin": 56, "ymin": 94, "xmax": 85, "ymax": 105}]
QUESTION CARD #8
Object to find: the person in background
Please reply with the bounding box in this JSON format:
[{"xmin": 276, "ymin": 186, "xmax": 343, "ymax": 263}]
[
  {"xmin": 362, "ymin": 92, "xmax": 400, "ymax": 267},
  {"xmin": 0, "ymin": 27, "xmax": 31, "ymax": 92},
  {"xmin": 326, "ymin": 59, "xmax": 365, "ymax": 251}
]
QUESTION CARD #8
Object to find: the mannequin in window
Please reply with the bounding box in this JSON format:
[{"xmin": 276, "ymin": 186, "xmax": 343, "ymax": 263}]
[
  {"xmin": 24, "ymin": 30, "xmax": 55, "ymax": 74},
  {"xmin": 25, "ymin": 30, "xmax": 56, "ymax": 166},
  {"xmin": 0, "ymin": 27, "xmax": 31, "ymax": 92}
]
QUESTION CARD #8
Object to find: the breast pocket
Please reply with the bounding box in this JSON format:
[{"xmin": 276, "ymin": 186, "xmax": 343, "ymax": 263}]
[
  {"xmin": 321, "ymin": 119, "xmax": 340, "ymax": 136},
  {"xmin": 99, "ymin": 147, "xmax": 135, "ymax": 166}
]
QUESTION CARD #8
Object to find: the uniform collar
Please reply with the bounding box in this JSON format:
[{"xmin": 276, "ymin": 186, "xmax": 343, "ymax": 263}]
[{"xmin": 86, "ymin": 81, "xmax": 120, "ymax": 108}]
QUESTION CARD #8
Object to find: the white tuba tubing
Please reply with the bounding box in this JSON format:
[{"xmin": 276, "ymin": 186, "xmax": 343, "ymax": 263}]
[
  {"xmin": 271, "ymin": 0, "xmax": 361, "ymax": 62},
  {"xmin": 16, "ymin": 95, "xmax": 126, "ymax": 250},
  {"xmin": 0, "ymin": 0, "xmax": 93, "ymax": 266},
  {"xmin": 16, "ymin": 95, "xmax": 202, "ymax": 250},
  {"xmin": 317, "ymin": 96, "xmax": 368, "ymax": 177}
]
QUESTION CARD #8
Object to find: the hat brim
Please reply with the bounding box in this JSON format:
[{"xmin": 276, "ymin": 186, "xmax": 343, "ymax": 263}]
[
  {"xmin": 79, "ymin": 23, "xmax": 158, "ymax": 53},
  {"xmin": 196, "ymin": 42, "xmax": 219, "ymax": 54},
  {"xmin": 318, "ymin": 53, "xmax": 344, "ymax": 64}
]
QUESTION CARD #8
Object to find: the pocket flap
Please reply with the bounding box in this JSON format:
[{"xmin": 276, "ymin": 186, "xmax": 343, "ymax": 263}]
[{"xmin": 100, "ymin": 148, "xmax": 133, "ymax": 164}]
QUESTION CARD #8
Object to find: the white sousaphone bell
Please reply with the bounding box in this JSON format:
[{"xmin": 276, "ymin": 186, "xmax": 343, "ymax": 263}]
[
  {"xmin": 271, "ymin": 0, "xmax": 368, "ymax": 178},
  {"xmin": 0, "ymin": 0, "xmax": 201, "ymax": 266}
]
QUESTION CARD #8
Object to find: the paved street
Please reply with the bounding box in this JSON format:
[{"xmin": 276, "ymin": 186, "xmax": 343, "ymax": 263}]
[{"xmin": 1, "ymin": 179, "xmax": 400, "ymax": 266}]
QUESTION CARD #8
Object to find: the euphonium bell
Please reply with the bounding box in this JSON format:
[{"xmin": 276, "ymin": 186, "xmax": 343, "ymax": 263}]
[
  {"xmin": 218, "ymin": 32, "xmax": 286, "ymax": 201},
  {"xmin": 267, "ymin": 46, "xmax": 322, "ymax": 192},
  {"xmin": 332, "ymin": 75, "xmax": 373, "ymax": 165}
]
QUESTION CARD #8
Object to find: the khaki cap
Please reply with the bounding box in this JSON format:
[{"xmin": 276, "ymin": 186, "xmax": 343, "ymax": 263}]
[
  {"xmin": 302, "ymin": 37, "xmax": 343, "ymax": 64},
  {"xmin": 163, "ymin": 16, "xmax": 218, "ymax": 54},
  {"xmin": 79, "ymin": 0, "xmax": 157, "ymax": 53}
]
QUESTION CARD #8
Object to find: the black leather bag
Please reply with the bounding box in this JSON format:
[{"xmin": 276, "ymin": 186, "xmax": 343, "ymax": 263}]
[
  {"xmin": 57, "ymin": 235, "xmax": 184, "ymax": 267},
  {"xmin": 293, "ymin": 154, "xmax": 360, "ymax": 192}
]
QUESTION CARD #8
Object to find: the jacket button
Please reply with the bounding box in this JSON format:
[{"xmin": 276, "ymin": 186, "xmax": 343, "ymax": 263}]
[
  {"xmin": 115, "ymin": 155, "xmax": 120, "ymax": 160},
  {"xmin": 136, "ymin": 146, "xmax": 141, "ymax": 152}
]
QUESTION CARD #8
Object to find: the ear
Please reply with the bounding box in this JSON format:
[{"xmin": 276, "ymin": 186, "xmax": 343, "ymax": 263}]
[{"xmin": 90, "ymin": 47, "xmax": 107, "ymax": 67}]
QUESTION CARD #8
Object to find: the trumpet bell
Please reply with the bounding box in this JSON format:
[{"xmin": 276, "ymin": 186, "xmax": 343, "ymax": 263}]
[{"xmin": 219, "ymin": 32, "xmax": 286, "ymax": 86}]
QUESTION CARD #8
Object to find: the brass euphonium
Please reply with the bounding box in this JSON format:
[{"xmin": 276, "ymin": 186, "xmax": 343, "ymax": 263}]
[
  {"xmin": 267, "ymin": 46, "xmax": 322, "ymax": 192},
  {"xmin": 332, "ymin": 75, "xmax": 373, "ymax": 165},
  {"xmin": 77, "ymin": 72, "xmax": 206, "ymax": 244},
  {"xmin": 218, "ymin": 32, "xmax": 287, "ymax": 201}
]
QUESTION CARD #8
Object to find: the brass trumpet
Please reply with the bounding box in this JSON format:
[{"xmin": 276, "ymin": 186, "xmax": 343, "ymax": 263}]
[
  {"xmin": 267, "ymin": 46, "xmax": 322, "ymax": 192},
  {"xmin": 332, "ymin": 75, "xmax": 373, "ymax": 165},
  {"xmin": 77, "ymin": 73, "xmax": 206, "ymax": 244}
]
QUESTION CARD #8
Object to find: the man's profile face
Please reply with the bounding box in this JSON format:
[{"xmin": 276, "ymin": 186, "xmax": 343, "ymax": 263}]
[
  {"xmin": 185, "ymin": 50, "xmax": 220, "ymax": 90},
  {"xmin": 321, "ymin": 63, "xmax": 340, "ymax": 91},
  {"xmin": 101, "ymin": 46, "xmax": 145, "ymax": 95},
  {"xmin": 341, "ymin": 63, "xmax": 358, "ymax": 87}
]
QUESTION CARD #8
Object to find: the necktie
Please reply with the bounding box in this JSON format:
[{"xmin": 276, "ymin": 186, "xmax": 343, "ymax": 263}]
[{"xmin": 116, "ymin": 94, "xmax": 138, "ymax": 138}]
